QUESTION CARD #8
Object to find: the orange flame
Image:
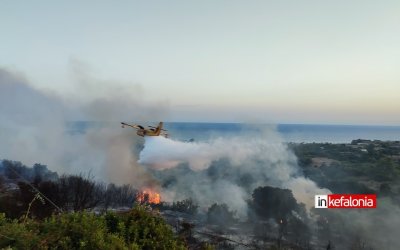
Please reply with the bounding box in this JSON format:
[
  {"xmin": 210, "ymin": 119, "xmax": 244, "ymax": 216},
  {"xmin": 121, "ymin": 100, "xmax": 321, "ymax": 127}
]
[{"xmin": 136, "ymin": 189, "xmax": 161, "ymax": 204}]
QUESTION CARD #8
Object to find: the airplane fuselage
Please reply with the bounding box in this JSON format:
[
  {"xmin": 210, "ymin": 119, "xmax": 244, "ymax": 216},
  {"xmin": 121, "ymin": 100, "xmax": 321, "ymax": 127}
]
[
  {"xmin": 136, "ymin": 129, "xmax": 160, "ymax": 137},
  {"xmin": 121, "ymin": 122, "xmax": 167, "ymax": 138}
]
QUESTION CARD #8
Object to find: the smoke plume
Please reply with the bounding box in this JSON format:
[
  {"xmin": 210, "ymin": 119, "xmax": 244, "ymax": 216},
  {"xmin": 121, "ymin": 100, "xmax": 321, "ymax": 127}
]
[
  {"xmin": 138, "ymin": 130, "xmax": 330, "ymax": 216},
  {"xmin": 138, "ymin": 128, "xmax": 400, "ymax": 249},
  {"xmin": 0, "ymin": 66, "xmax": 165, "ymax": 187},
  {"xmin": 2, "ymin": 66, "xmax": 399, "ymax": 249}
]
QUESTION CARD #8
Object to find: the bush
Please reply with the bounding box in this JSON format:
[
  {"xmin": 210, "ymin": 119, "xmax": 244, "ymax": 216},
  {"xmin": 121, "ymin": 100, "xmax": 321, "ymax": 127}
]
[
  {"xmin": 207, "ymin": 203, "xmax": 236, "ymax": 226},
  {"xmin": 0, "ymin": 213, "xmax": 41, "ymax": 249},
  {"xmin": 107, "ymin": 206, "xmax": 186, "ymax": 249},
  {"xmin": 170, "ymin": 199, "xmax": 198, "ymax": 215},
  {"xmin": 0, "ymin": 206, "xmax": 186, "ymax": 250}
]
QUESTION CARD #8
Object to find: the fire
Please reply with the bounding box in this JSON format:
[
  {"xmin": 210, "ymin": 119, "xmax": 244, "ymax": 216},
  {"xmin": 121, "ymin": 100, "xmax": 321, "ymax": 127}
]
[{"xmin": 136, "ymin": 189, "xmax": 161, "ymax": 204}]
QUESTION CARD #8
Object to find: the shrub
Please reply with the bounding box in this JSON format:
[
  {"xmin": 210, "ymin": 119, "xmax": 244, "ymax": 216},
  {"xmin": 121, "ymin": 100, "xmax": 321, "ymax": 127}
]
[{"xmin": 0, "ymin": 206, "xmax": 186, "ymax": 250}]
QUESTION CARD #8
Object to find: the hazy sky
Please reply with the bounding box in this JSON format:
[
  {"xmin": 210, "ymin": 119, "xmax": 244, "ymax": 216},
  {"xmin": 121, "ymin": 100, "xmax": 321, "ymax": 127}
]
[{"xmin": 1, "ymin": 1, "xmax": 399, "ymax": 124}]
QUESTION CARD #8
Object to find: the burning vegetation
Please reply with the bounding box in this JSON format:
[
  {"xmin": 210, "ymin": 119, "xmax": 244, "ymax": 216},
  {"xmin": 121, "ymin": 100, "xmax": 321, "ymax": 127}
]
[
  {"xmin": 2, "ymin": 138, "xmax": 400, "ymax": 249},
  {"xmin": 136, "ymin": 189, "xmax": 161, "ymax": 204}
]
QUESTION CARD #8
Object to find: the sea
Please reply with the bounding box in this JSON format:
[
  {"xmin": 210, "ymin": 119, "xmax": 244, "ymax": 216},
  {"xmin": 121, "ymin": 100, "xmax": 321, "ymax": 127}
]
[{"xmin": 67, "ymin": 122, "xmax": 400, "ymax": 143}]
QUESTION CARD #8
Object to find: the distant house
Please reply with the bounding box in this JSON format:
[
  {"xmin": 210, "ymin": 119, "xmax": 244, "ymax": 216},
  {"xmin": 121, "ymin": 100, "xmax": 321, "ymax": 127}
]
[{"xmin": 351, "ymin": 139, "xmax": 372, "ymax": 145}]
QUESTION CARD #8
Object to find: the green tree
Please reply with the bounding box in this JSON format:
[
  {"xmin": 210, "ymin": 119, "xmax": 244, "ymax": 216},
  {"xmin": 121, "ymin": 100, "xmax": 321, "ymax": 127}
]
[
  {"xmin": 250, "ymin": 186, "xmax": 298, "ymax": 222},
  {"xmin": 207, "ymin": 203, "xmax": 237, "ymax": 226}
]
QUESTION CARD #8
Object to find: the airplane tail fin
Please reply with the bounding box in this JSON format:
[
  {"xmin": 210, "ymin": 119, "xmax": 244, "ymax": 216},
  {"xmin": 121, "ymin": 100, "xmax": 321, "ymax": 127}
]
[{"xmin": 155, "ymin": 122, "xmax": 163, "ymax": 135}]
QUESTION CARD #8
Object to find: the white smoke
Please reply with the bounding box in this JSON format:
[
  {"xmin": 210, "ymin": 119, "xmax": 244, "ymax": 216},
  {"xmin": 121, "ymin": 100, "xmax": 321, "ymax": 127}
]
[
  {"xmin": 139, "ymin": 136, "xmax": 276, "ymax": 171},
  {"xmin": 0, "ymin": 66, "xmax": 330, "ymax": 217},
  {"xmin": 138, "ymin": 130, "xmax": 330, "ymax": 216},
  {"xmin": 0, "ymin": 66, "xmax": 165, "ymax": 187}
]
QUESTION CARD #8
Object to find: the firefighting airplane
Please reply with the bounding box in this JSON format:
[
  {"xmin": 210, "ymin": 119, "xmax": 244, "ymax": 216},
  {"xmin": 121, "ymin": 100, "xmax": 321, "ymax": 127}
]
[{"xmin": 121, "ymin": 122, "xmax": 168, "ymax": 138}]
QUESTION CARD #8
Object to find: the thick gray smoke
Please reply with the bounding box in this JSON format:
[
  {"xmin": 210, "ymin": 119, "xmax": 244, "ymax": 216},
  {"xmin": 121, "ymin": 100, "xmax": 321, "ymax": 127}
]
[
  {"xmin": 0, "ymin": 67, "xmax": 165, "ymax": 187},
  {"xmin": 350, "ymin": 198, "xmax": 400, "ymax": 250},
  {"xmin": 138, "ymin": 131, "xmax": 330, "ymax": 217},
  {"xmin": 138, "ymin": 130, "xmax": 400, "ymax": 249},
  {"xmin": 2, "ymin": 67, "xmax": 399, "ymax": 249},
  {"xmin": 314, "ymin": 197, "xmax": 400, "ymax": 250}
]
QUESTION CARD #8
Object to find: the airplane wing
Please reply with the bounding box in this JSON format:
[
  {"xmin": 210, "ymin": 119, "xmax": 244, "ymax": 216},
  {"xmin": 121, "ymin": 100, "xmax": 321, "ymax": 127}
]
[
  {"xmin": 121, "ymin": 122, "xmax": 143, "ymax": 130},
  {"xmin": 148, "ymin": 126, "xmax": 167, "ymax": 131}
]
